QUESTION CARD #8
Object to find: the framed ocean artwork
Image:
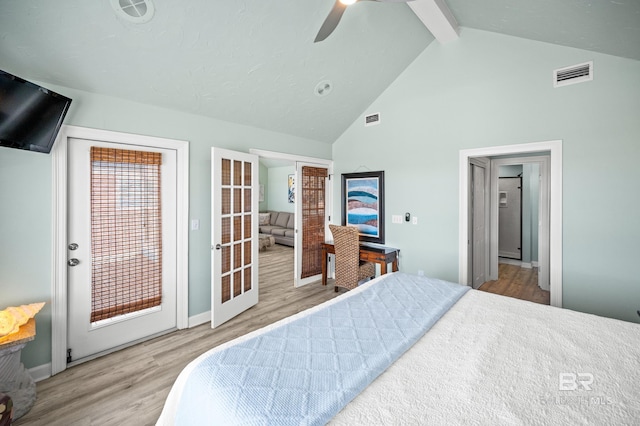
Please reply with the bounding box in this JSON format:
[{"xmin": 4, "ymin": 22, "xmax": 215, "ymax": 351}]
[{"xmin": 341, "ymin": 171, "xmax": 385, "ymax": 244}]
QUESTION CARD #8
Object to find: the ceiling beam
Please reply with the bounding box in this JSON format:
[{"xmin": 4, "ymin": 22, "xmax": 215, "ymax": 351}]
[{"xmin": 408, "ymin": 0, "xmax": 459, "ymax": 44}]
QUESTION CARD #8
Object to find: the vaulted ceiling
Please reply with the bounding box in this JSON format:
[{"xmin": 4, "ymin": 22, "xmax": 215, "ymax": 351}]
[{"xmin": 0, "ymin": 0, "xmax": 638, "ymax": 144}]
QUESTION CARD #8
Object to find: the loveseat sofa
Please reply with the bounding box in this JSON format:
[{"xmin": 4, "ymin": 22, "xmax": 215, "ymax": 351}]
[{"xmin": 259, "ymin": 211, "xmax": 294, "ymax": 246}]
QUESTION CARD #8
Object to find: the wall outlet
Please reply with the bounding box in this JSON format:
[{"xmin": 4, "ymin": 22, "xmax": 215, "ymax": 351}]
[
  {"xmin": 417, "ymin": 270, "xmax": 424, "ymax": 276},
  {"xmin": 412, "ymin": 216, "xmax": 418, "ymax": 225},
  {"xmin": 392, "ymin": 215, "xmax": 403, "ymax": 224},
  {"xmin": 191, "ymin": 219, "xmax": 200, "ymax": 231}
]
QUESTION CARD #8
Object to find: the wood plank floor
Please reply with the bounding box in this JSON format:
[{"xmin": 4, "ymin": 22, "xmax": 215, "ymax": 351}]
[
  {"xmin": 477, "ymin": 262, "xmax": 550, "ymax": 305},
  {"xmin": 16, "ymin": 244, "xmax": 340, "ymax": 426}
]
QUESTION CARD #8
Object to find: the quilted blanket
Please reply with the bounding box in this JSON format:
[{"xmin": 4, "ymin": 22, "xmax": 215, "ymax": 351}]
[{"xmin": 158, "ymin": 273, "xmax": 469, "ymax": 425}]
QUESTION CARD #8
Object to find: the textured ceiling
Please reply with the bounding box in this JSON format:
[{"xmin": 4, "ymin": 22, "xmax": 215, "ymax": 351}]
[
  {"xmin": 447, "ymin": 0, "xmax": 640, "ymax": 62},
  {"xmin": 0, "ymin": 0, "xmax": 432, "ymax": 144},
  {"xmin": 0, "ymin": 0, "xmax": 638, "ymax": 144}
]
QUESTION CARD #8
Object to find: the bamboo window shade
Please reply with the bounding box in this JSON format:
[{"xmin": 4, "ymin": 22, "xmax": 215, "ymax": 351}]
[
  {"xmin": 301, "ymin": 166, "xmax": 328, "ymax": 278},
  {"xmin": 90, "ymin": 147, "xmax": 163, "ymax": 323}
]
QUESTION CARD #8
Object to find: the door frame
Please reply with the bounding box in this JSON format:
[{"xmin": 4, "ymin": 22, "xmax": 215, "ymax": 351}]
[
  {"xmin": 249, "ymin": 149, "xmax": 333, "ymax": 287},
  {"xmin": 459, "ymin": 140, "xmax": 562, "ymax": 308},
  {"xmin": 51, "ymin": 125, "xmax": 190, "ymax": 375}
]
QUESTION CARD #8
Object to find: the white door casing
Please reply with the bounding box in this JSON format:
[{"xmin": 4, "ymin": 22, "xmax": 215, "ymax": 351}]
[
  {"xmin": 211, "ymin": 148, "xmax": 259, "ymax": 328},
  {"xmin": 51, "ymin": 125, "xmax": 189, "ymax": 375}
]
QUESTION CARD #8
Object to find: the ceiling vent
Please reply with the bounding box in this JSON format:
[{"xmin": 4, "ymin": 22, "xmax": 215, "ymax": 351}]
[
  {"xmin": 110, "ymin": 0, "xmax": 155, "ymax": 24},
  {"xmin": 365, "ymin": 113, "xmax": 381, "ymax": 127},
  {"xmin": 553, "ymin": 61, "xmax": 593, "ymax": 88}
]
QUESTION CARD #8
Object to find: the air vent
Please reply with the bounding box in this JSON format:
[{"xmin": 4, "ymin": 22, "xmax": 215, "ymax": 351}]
[
  {"xmin": 365, "ymin": 113, "xmax": 380, "ymax": 127},
  {"xmin": 553, "ymin": 61, "xmax": 593, "ymax": 88},
  {"xmin": 110, "ymin": 0, "xmax": 155, "ymax": 23}
]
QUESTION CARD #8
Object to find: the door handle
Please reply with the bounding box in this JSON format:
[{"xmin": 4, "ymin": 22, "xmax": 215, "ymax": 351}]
[
  {"xmin": 215, "ymin": 244, "xmax": 221, "ymax": 250},
  {"xmin": 68, "ymin": 258, "xmax": 80, "ymax": 267}
]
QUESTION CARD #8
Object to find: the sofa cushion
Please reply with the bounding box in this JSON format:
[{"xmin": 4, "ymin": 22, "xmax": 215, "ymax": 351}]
[
  {"xmin": 259, "ymin": 225, "xmax": 278, "ymax": 234},
  {"xmin": 284, "ymin": 229, "xmax": 295, "ymax": 238},
  {"xmin": 271, "ymin": 228, "xmax": 287, "ymax": 236},
  {"xmin": 286, "ymin": 214, "xmax": 295, "ymax": 229},
  {"xmin": 259, "ymin": 212, "xmax": 270, "ymax": 226},
  {"xmin": 275, "ymin": 212, "xmax": 290, "ymax": 228},
  {"xmin": 269, "ymin": 211, "xmax": 279, "ymax": 225}
]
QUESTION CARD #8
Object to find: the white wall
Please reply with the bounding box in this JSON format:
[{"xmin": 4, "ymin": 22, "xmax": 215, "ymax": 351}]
[{"xmin": 267, "ymin": 166, "xmax": 295, "ymax": 213}]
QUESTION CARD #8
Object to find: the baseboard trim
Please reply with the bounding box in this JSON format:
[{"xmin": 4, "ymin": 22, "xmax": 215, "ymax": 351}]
[
  {"xmin": 29, "ymin": 363, "xmax": 52, "ymax": 383},
  {"xmin": 189, "ymin": 311, "xmax": 211, "ymax": 328}
]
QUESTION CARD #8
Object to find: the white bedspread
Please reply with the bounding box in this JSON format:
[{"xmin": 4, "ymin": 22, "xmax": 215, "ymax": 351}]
[{"xmin": 331, "ymin": 289, "xmax": 640, "ymax": 425}]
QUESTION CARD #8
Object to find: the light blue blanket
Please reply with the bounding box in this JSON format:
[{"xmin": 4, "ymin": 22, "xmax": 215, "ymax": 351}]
[{"xmin": 175, "ymin": 273, "xmax": 469, "ymax": 425}]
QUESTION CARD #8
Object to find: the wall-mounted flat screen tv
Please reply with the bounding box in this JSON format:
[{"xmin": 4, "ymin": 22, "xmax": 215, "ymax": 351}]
[{"xmin": 0, "ymin": 70, "xmax": 72, "ymax": 154}]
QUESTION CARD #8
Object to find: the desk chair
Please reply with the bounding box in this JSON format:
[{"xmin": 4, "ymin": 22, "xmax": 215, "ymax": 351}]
[{"xmin": 329, "ymin": 225, "xmax": 375, "ymax": 292}]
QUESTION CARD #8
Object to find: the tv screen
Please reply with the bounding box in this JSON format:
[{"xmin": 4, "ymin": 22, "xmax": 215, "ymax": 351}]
[{"xmin": 0, "ymin": 70, "xmax": 72, "ymax": 154}]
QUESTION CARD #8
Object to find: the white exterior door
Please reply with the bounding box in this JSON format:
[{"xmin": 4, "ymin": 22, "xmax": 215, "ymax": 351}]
[
  {"xmin": 67, "ymin": 137, "xmax": 178, "ymax": 363},
  {"xmin": 211, "ymin": 148, "xmax": 259, "ymax": 328}
]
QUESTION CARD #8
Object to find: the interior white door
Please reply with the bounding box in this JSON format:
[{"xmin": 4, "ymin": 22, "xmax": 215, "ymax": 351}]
[
  {"xmin": 211, "ymin": 148, "xmax": 259, "ymax": 328},
  {"xmin": 471, "ymin": 163, "xmax": 487, "ymax": 289},
  {"xmin": 67, "ymin": 137, "xmax": 177, "ymax": 363}
]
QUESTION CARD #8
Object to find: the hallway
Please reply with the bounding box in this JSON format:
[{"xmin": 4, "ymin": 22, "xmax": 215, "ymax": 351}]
[{"xmin": 478, "ymin": 263, "xmax": 550, "ymax": 305}]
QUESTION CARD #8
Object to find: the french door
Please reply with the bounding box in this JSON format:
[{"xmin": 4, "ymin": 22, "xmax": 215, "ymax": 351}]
[
  {"xmin": 294, "ymin": 164, "xmax": 329, "ymax": 287},
  {"xmin": 211, "ymin": 148, "xmax": 259, "ymax": 328},
  {"xmin": 67, "ymin": 137, "xmax": 177, "ymax": 363}
]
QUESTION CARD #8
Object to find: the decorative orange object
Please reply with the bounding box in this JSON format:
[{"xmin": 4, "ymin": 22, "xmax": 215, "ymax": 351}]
[{"xmin": 0, "ymin": 303, "xmax": 44, "ymax": 337}]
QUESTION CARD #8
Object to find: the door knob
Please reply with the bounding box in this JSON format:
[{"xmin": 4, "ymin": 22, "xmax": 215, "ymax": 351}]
[{"xmin": 68, "ymin": 258, "xmax": 80, "ymax": 267}]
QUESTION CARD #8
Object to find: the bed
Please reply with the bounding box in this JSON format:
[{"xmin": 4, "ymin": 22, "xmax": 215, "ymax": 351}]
[{"xmin": 157, "ymin": 272, "xmax": 640, "ymax": 425}]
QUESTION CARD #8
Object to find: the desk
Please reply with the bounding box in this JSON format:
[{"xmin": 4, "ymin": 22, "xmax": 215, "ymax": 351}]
[
  {"xmin": 321, "ymin": 242, "xmax": 400, "ymax": 286},
  {"xmin": 0, "ymin": 318, "xmax": 36, "ymax": 420}
]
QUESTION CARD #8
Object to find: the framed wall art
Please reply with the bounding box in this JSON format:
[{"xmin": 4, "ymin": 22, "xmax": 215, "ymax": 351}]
[
  {"xmin": 341, "ymin": 171, "xmax": 385, "ymax": 244},
  {"xmin": 287, "ymin": 174, "xmax": 295, "ymax": 203}
]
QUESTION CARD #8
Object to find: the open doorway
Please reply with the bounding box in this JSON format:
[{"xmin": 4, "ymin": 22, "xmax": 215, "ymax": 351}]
[
  {"xmin": 478, "ymin": 159, "xmax": 550, "ymax": 305},
  {"xmin": 251, "ymin": 149, "xmax": 333, "ymax": 287},
  {"xmin": 255, "ymin": 157, "xmax": 297, "ymax": 294},
  {"xmin": 459, "ymin": 141, "xmax": 563, "ymax": 308}
]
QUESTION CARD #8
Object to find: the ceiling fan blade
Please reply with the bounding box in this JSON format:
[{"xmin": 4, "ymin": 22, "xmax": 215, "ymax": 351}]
[{"xmin": 314, "ymin": 0, "xmax": 348, "ymax": 43}]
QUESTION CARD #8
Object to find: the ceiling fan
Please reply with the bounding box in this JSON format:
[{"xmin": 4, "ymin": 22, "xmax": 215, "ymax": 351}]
[{"xmin": 315, "ymin": 0, "xmax": 413, "ymax": 43}]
